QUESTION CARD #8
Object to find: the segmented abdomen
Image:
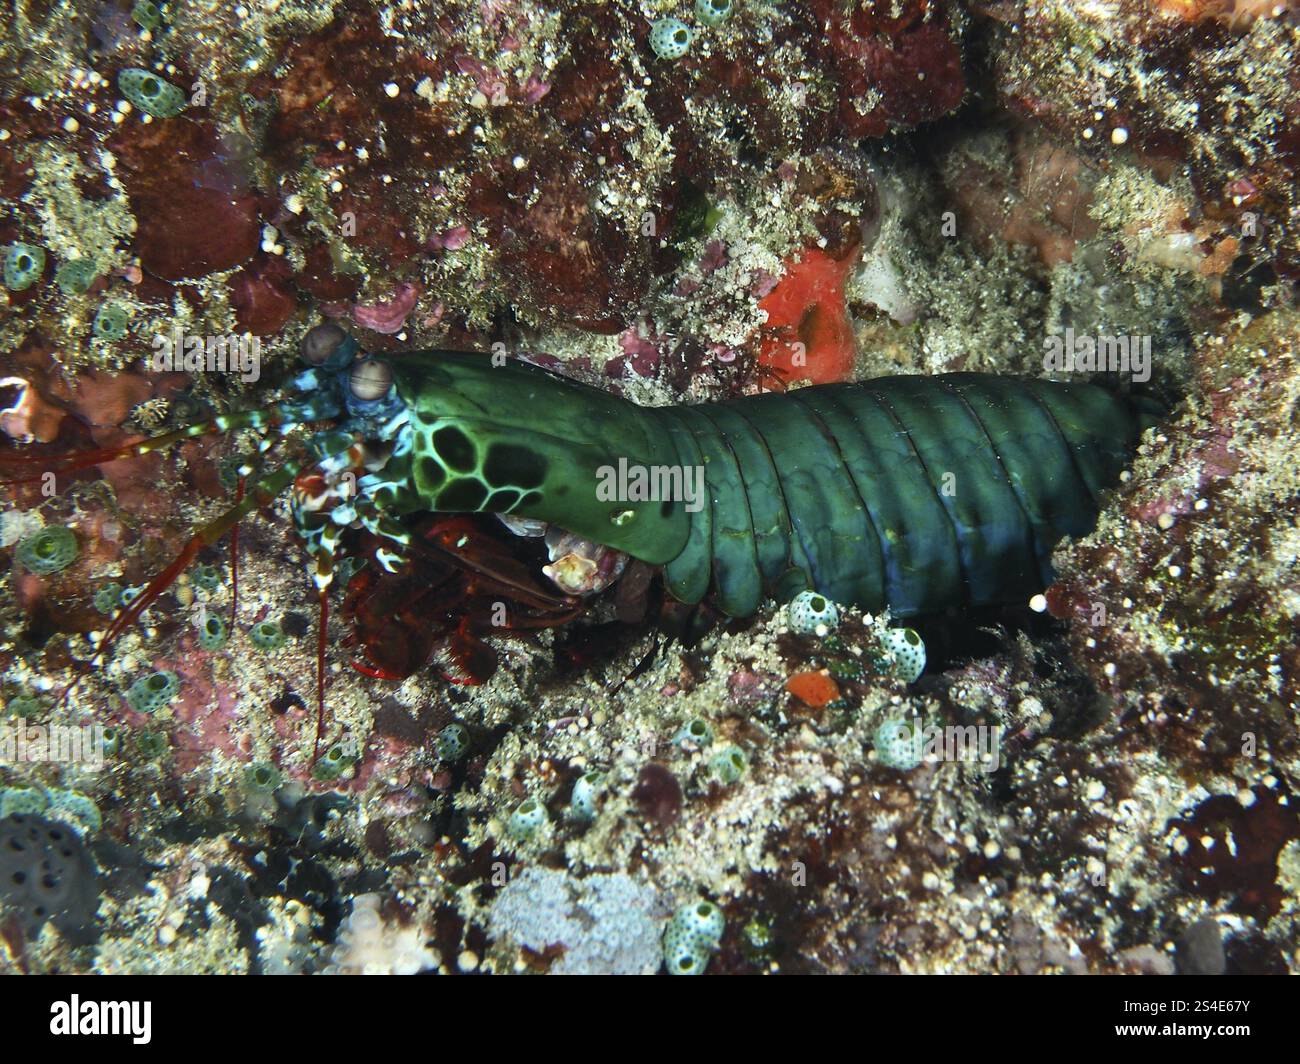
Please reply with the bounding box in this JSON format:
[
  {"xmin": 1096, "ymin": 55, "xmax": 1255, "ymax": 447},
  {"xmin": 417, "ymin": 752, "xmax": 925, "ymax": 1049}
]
[{"xmin": 651, "ymin": 374, "xmax": 1158, "ymax": 618}]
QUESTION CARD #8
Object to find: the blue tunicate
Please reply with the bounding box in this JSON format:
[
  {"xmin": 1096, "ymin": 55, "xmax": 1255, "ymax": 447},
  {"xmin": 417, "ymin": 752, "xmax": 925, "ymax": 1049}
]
[
  {"xmin": 126, "ymin": 670, "xmax": 180, "ymax": 714},
  {"xmin": 118, "ymin": 68, "xmax": 187, "ymax": 118},
  {"xmin": 55, "ymin": 258, "xmax": 98, "ymax": 295},
  {"xmin": 101, "ymin": 726, "xmax": 121, "ymax": 757},
  {"xmin": 672, "ymin": 718, "xmax": 713, "ymax": 748},
  {"xmin": 709, "ymin": 744, "xmax": 747, "ymax": 785},
  {"xmin": 882, "ymin": 627, "xmax": 926, "ymax": 683},
  {"xmin": 250, "ymin": 619, "xmax": 286, "ymax": 650},
  {"xmin": 93, "ymin": 302, "xmax": 130, "ymax": 341},
  {"xmin": 196, "ymin": 611, "xmax": 228, "ymax": 650},
  {"xmin": 94, "ymin": 583, "xmax": 124, "ymax": 613},
  {"xmin": 508, "ymin": 798, "xmax": 547, "ymax": 841},
  {"xmin": 137, "ymin": 730, "xmax": 168, "ymax": 758},
  {"xmin": 663, "ymin": 900, "xmax": 725, "ymax": 975},
  {"xmin": 4, "ymin": 242, "xmax": 46, "ymax": 290},
  {"xmin": 674, "ymin": 899, "xmax": 725, "ymax": 943},
  {"xmin": 789, "ymin": 589, "xmax": 840, "ymax": 636},
  {"xmin": 312, "ymin": 742, "xmax": 355, "ymax": 781},
  {"xmin": 435, "ymin": 723, "xmax": 468, "ymax": 762},
  {"xmin": 15, "ymin": 525, "xmax": 78, "ymax": 574},
  {"xmin": 190, "ymin": 563, "xmax": 222, "ymax": 593},
  {"xmin": 243, "ymin": 762, "xmax": 282, "ymax": 794},
  {"xmin": 131, "ymin": 0, "xmax": 162, "ymax": 31},
  {"xmin": 873, "ymin": 716, "xmax": 921, "ymax": 771},
  {"xmin": 568, "ymin": 771, "xmax": 604, "ymax": 822}
]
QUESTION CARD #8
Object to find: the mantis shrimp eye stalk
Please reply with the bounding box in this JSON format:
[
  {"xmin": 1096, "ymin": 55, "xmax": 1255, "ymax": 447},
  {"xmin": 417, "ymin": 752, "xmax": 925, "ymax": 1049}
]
[
  {"xmin": 300, "ymin": 321, "xmax": 352, "ymax": 367},
  {"xmin": 349, "ymin": 358, "xmax": 394, "ymax": 402}
]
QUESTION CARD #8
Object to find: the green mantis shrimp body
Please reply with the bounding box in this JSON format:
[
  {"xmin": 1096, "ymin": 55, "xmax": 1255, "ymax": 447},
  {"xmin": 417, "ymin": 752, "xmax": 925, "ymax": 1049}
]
[
  {"xmin": 382, "ymin": 353, "xmax": 1161, "ymax": 619},
  {"xmin": 0, "ymin": 336, "xmax": 1161, "ymax": 751},
  {"xmin": 654, "ymin": 375, "xmax": 1159, "ymax": 617},
  {"xmin": 9, "ymin": 339, "xmax": 1156, "ymax": 641}
]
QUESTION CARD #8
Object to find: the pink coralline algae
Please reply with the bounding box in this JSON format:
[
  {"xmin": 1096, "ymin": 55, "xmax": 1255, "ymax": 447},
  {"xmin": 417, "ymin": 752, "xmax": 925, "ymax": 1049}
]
[
  {"xmin": 151, "ymin": 643, "xmax": 251, "ymax": 778},
  {"xmin": 351, "ymin": 283, "xmax": 422, "ymax": 335},
  {"xmin": 607, "ymin": 328, "xmax": 664, "ymax": 379},
  {"xmin": 452, "ymin": 52, "xmax": 551, "ymax": 106},
  {"xmin": 426, "ymin": 225, "xmax": 471, "ymax": 254}
]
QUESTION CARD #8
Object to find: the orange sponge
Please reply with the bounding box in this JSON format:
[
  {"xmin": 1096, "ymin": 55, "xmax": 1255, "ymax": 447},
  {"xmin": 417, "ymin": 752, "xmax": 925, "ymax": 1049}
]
[
  {"xmin": 785, "ymin": 669, "xmax": 841, "ymax": 708},
  {"xmin": 758, "ymin": 243, "xmax": 860, "ymax": 385}
]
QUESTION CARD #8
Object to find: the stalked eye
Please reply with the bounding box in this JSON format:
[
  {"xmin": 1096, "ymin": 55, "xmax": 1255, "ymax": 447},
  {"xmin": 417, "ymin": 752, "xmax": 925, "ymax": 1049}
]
[
  {"xmin": 300, "ymin": 322, "xmax": 347, "ymax": 365},
  {"xmin": 349, "ymin": 358, "xmax": 393, "ymax": 401}
]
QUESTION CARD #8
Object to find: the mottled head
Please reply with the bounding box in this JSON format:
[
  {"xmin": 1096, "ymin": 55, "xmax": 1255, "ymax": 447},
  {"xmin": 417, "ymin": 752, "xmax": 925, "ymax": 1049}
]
[{"xmin": 386, "ymin": 351, "xmax": 691, "ymax": 564}]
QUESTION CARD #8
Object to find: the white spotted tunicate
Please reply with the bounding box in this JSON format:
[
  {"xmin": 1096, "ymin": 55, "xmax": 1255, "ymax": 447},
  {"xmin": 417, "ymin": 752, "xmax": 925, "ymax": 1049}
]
[
  {"xmin": 662, "ymin": 900, "xmax": 724, "ymax": 975},
  {"xmin": 649, "ymin": 18, "xmax": 693, "ymax": 61},
  {"xmin": 696, "ymin": 0, "xmax": 734, "ymax": 27},
  {"xmin": 873, "ymin": 717, "xmax": 921, "ymax": 771},
  {"xmin": 788, "ymin": 589, "xmax": 840, "ymax": 636},
  {"xmin": 883, "ymin": 626, "xmax": 926, "ymax": 682},
  {"xmin": 508, "ymin": 797, "xmax": 548, "ymax": 840},
  {"xmin": 568, "ymin": 771, "xmax": 604, "ymax": 822}
]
